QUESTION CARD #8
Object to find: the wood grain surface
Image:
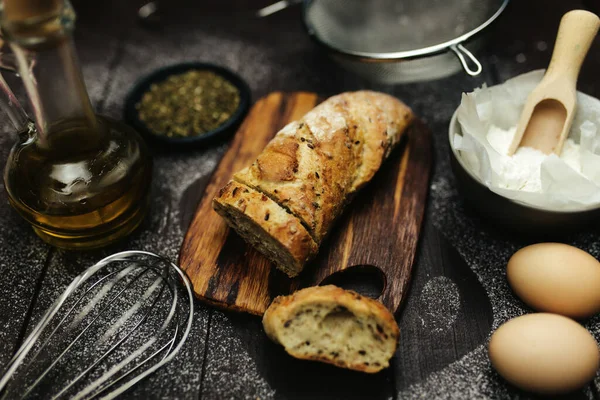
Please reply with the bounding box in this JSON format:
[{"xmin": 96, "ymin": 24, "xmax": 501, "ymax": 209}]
[{"xmin": 179, "ymin": 91, "xmax": 431, "ymax": 315}]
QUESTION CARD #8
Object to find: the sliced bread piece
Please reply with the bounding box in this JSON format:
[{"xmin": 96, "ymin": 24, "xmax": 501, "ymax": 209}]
[
  {"xmin": 262, "ymin": 285, "xmax": 400, "ymax": 373},
  {"xmin": 212, "ymin": 181, "xmax": 318, "ymax": 277}
]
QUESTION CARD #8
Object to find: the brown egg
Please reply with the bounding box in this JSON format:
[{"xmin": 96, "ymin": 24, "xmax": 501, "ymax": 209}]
[
  {"xmin": 507, "ymin": 243, "xmax": 600, "ymax": 319},
  {"xmin": 489, "ymin": 313, "xmax": 600, "ymax": 394}
]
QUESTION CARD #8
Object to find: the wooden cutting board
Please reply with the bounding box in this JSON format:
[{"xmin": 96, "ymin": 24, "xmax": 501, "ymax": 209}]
[{"xmin": 179, "ymin": 92, "xmax": 432, "ymax": 316}]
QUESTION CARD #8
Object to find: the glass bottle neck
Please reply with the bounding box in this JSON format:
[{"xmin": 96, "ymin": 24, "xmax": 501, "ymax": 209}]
[{"xmin": 1, "ymin": 1, "xmax": 100, "ymax": 149}]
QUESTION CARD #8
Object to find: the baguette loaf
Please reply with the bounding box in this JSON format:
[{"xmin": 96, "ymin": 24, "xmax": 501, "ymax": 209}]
[
  {"xmin": 262, "ymin": 285, "xmax": 400, "ymax": 373},
  {"xmin": 213, "ymin": 91, "xmax": 413, "ymax": 276}
]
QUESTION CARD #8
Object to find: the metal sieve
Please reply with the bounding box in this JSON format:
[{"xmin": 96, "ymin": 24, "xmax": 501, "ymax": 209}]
[{"xmin": 294, "ymin": 0, "xmax": 510, "ymax": 83}]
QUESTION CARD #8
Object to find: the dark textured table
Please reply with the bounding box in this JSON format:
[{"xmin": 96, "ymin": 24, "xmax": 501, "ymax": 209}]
[{"xmin": 1, "ymin": 1, "xmax": 600, "ymax": 399}]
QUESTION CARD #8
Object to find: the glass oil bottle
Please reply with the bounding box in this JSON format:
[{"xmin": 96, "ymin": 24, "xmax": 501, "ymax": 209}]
[{"xmin": 0, "ymin": 0, "xmax": 152, "ymax": 249}]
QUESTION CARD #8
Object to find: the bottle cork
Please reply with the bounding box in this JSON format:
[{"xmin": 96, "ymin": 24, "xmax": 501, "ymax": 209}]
[{"xmin": 3, "ymin": 0, "xmax": 63, "ymax": 22}]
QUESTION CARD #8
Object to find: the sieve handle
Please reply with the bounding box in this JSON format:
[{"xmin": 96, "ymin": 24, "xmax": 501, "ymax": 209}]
[
  {"xmin": 255, "ymin": 0, "xmax": 302, "ymax": 18},
  {"xmin": 450, "ymin": 44, "xmax": 482, "ymax": 76}
]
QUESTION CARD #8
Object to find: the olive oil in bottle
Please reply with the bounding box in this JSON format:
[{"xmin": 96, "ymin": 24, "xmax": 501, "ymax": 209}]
[{"xmin": 1, "ymin": 0, "xmax": 152, "ymax": 249}]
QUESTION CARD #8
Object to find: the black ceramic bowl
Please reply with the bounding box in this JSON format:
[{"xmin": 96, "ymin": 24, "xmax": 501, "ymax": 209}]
[
  {"xmin": 124, "ymin": 62, "xmax": 250, "ymax": 147},
  {"xmin": 448, "ymin": 111, "xmax": 600, "ymax": 237}
]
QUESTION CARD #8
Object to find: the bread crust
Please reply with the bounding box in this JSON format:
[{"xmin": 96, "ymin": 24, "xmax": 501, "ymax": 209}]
[
  {"xmin": 234, "ymin": 98, "xmax": 359, "ymax": 243},
  {"xmin": 347, "ymin": 91, "xmax": 413, "ymax": 191},
  {"xmin": 213, "ymin": 181, "xmax": 318, "ymax": 277},
  {"xmin": 216, "ymin": 91, "xmax": 413, "ymax": 276},
  {"xmin": 263, "ymin": 285, "xmax": 400, "ymax": 373}
]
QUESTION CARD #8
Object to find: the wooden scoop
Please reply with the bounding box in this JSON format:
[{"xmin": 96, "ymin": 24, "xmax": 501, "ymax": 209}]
[{"xmin": 508, "ymin": 10, "xmax": 600, "ymax": 156}]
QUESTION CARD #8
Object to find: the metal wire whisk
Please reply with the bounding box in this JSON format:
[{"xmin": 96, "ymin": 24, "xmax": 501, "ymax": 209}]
[{"xmin": 0, "ymin": 250, "xmax": 194, "ymax": 400}]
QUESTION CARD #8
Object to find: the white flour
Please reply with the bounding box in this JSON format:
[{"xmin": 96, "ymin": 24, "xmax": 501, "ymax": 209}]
[
  {"xmin": 418, "ymin": 276, "xmax": 460, "ymax": 334},
  {"xmin": 486, "ymin": 125, "xmax": 583, "ymax": 192}
]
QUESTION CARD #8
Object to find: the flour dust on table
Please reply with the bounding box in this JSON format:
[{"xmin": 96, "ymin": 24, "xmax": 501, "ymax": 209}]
[
  {"xmin": 418, "ymin": 276, "xmax": 461, "ymax": 334},
  {"xmin": 202, "ymin": 311, "xmax": 276, "ymax": 400}
]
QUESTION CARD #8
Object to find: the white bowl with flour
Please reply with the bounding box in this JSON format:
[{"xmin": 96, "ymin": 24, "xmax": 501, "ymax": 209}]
[
  {"xmin": 451, "ymin": 70, "xmax": 600, "ymax": 212},
  {"xmin": 448, "ymin": 70, "xmax": 600, "ymax": 234}
]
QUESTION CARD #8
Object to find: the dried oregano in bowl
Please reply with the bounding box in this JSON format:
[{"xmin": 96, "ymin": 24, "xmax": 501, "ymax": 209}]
[
  {"xmin": 136, "ymin": 70, "xmax": 241, "ymax": 138},
  {"xmin": 124, "ymin": 63, "xmax": 250, "ymax": 146}
]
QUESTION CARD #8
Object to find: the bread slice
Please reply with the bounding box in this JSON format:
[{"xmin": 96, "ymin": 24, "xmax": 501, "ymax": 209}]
[
  {"xmin": 262, "ymin": 285, "xmax": 400, "ymax": 373},
  {"xmin": 212, "ymin": 181, "xmax": 318, "ymax": 277}
]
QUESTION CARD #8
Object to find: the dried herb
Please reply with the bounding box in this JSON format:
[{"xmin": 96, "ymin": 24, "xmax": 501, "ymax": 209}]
[{"xmin": 136, "ymin": 70, "xmax": 240, "ymax": 138}]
